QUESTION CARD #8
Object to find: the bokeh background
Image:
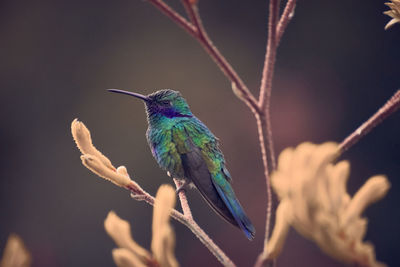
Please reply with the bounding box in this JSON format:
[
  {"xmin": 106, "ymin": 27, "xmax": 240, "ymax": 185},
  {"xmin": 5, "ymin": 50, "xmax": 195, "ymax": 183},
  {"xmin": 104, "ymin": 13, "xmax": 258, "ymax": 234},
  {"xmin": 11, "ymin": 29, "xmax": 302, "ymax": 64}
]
[{"xmin": 1, "ymin": 0, "xmax": 399, "ymax": 266}]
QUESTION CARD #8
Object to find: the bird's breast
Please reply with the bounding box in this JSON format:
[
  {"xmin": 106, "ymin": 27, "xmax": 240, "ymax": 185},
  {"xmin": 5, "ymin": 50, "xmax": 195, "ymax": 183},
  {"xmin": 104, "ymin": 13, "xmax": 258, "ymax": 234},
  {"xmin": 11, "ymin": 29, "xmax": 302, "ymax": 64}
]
[{"xmin": 147, "ymin": 126, "xmax": 186, "ymax": 178}]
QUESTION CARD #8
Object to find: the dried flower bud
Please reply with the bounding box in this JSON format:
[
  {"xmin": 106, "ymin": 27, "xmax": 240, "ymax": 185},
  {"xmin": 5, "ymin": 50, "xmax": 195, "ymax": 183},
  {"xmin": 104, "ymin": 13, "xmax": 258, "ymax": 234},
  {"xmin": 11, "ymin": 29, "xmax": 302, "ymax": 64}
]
[
  {"xmin": 152, "ymin": 185, "xmax": 179, "ymax": 267},
  {"xmin": 71, "ymin": 119, "xmax": 114, "ymax": 170},
  {"xmin": 267, "ymin": 142, "xmax": 389, "ymax": 267},
  {"xmin": 72, "ymin": 119, "xmax": 135, "ymax": 188},
  {"xmin": 80, "ymin": 155, "xmax": 132, "ymax": 187},
  {"xmin": 0, "ymin": 234, "xmax": 31, "ymax": 267},
  {"xmin": 105, "ymin": 211, "xmax": 152, "ymax": 262},
  {"xmin": 384, "ymin": 0, "xmax": 400, "ymax": 29}
]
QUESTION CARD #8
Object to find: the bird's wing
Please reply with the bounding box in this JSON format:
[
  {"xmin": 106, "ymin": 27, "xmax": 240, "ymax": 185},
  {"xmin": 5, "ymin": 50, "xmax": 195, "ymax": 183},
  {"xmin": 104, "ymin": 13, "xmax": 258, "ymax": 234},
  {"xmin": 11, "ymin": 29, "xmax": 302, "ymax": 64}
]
[
  {"xmin": 179, "ymin": 136, "xmax": 238, "ymax": 227},
  {"xmin": 172, "ymin": 121, "xmax": 255, "ymax": 239}
]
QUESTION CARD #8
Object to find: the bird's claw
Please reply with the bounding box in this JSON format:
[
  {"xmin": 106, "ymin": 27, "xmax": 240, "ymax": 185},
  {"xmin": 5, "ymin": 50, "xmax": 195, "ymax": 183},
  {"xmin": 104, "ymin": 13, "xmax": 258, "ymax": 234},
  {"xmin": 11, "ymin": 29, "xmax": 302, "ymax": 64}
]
[{"xmin": 176, "ymin": 181, "xmax": 189, "ymax": 195}]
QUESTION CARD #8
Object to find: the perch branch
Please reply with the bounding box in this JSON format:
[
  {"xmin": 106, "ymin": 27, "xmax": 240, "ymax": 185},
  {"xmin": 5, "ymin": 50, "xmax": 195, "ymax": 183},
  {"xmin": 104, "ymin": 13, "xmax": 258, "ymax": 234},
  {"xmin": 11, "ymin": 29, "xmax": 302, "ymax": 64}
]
[
  {"xmin": 173, "ymin": 178, "xmax": 194, "ymax": 220},
  {"xmin": 71, "ymin": 119, "xmax": 235, "ymax": 267},
  {"xmin": 127, "ymin": 182, "xmax": 235, "ymax": 267}
]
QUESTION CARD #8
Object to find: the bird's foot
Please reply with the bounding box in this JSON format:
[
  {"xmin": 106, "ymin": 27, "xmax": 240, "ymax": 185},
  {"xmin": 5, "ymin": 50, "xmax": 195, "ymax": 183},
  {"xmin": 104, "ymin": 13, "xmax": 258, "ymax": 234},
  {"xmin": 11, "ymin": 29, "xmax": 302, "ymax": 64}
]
[{"xmin": 176, "ymin": 180, "xmax": 190, "ymax": 195}]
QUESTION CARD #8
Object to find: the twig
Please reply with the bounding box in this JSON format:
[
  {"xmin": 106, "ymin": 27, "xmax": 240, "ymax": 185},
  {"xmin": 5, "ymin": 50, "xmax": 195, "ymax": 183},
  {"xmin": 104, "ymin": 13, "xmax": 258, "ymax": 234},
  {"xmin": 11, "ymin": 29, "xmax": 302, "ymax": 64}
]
[
  {"xmin": 126, "ymin": 182, "xmax": 235, "ymax": 267},
  {"xmin": 339, "ymin": 90, "xmax": 400, "ymax": 153},
  {"xmin": 259, "ymin": 0, "xmax": 279, "ymax": 111},
  {"xmin": 276, "ymin": 0, "xmax": 297, "ymax": 45},
  {"xmin": 147, "ymin": 0, "xmax": 259, "ymax": 112},
  {"xmin": 147, "ymin": 0, "xmax": 197, "ymax": 36}
]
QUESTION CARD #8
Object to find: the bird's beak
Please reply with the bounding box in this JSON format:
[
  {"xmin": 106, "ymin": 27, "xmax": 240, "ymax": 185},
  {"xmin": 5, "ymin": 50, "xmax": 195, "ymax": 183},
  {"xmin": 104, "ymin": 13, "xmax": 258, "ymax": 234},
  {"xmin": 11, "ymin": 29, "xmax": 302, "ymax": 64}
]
[{"xmin": 107, "ymin": 89, "xmax": 150, "ymax": 102}]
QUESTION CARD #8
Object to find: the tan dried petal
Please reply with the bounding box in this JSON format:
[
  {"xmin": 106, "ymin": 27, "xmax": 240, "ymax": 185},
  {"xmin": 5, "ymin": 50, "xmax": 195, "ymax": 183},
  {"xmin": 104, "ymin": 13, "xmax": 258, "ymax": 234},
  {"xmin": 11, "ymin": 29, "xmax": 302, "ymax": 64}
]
[
  {"xmin": 105, "ymin": 211, "xmax": 151, "ymax": 262},
  {"xmin": 71, "ymin": 119, "xmax": 115, "ymax": 170},
  {"xmin": 277, "ymin": 147, "xmax": 294, "ymax": 173},
  {"xmin": 269, "ymin": 142, "xmax": 388, "ymax": 266},
  {"xmin": 326, "ymin": 161, "xmax": 350, "ymax": 213},
  {"xmin": 0, "ymin": 234, "xmax": 31, "ymax": 267},
  {"xmin": 81, "ymin": 155, "xmax": 132, "ymax": 187},
  {"xmin": 151, "ymin": 185, "xmax": 179, "ymax": 267},
  {"xmin": 385, "ymin": 18, "xmax": 400, "ymax": 30},
  {"xmin": 384, "ymin": 1, "xmax": 400, "ymax": 29},
  {"xmin": 112, "ymin": 248, "xmax": 147, "ymax": 267},
  {"xmin": 341, "ymin": 175, "xmax": 390, "ymax": 228},
  {"xmin": 266, "ymin": 200, "xmax": 292, "ymax": 259},
  {"xmin": 346, "ymin": 217, "xmax": 367, "ymax": 244},
  {"xmin": 312, "ymin": 212, "xmax": 353, "ymax": 263}
]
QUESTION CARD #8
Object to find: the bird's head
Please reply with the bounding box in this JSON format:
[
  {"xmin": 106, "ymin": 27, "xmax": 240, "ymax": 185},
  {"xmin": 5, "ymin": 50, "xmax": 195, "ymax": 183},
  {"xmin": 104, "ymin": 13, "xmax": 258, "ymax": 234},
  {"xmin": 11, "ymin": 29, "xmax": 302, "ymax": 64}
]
[{"xmin": 108, "ymin": 89, "xmax": 193, "ymax": 119}]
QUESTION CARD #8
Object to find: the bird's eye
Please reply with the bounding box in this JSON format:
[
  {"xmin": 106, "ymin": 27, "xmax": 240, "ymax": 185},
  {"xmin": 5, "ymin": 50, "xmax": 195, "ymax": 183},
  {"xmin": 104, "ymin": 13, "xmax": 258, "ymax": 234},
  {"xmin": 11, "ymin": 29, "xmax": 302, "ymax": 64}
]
[{"xmin": 160, "ymin": 100, "xmax": 171, "ymax": 106}]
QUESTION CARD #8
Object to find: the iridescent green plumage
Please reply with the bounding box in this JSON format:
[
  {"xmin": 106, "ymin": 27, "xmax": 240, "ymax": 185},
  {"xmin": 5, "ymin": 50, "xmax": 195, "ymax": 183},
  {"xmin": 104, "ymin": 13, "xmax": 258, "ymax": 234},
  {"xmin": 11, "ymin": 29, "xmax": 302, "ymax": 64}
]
[{"xmin": 109, "ymin": 89, "xmax": 255, "ymax": 239}]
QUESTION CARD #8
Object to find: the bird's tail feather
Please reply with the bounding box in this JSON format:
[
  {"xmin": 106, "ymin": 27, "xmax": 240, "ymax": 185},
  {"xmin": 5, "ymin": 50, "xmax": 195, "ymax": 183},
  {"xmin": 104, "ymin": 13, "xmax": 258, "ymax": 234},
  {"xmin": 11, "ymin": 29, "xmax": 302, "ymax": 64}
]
[{"xmin": 213, "ymin": 182, "xmax": 256, "ymax": 240}]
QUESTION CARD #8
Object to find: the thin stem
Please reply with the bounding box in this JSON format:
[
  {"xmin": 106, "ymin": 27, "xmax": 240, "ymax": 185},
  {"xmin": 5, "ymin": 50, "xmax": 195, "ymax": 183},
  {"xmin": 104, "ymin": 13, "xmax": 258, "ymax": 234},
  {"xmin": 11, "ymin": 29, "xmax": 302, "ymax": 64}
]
[
  {"xmin": 187, "ymin": 1, "xmax": 259, "ymax": 112},
  {"xmin": 339, "ymin": 90, "xmax": 400, "ymax": 153},
  {"xmin": 257, "ymin": 0, "xmax": 278, "ymax": 175},
  {"xmin": 259, "ymin": 0, "xmax": 279, "ymax": 110},
  {"xmin": 126, "ymin": 182, "xmax": 235, "ymax": 267},
  {"xmin": 180, "ymin": 0, "xmax": 197, "ymax": 24},
  {"xmin": 254, "ymin": 114, "xmax": 274, "ymax": 266},
  {"xmin": 276, "ymin": 0, "xmax": 297, "ymax": 45},
  {"xmin": 253, "ymin": 1, "xmax": 280, "ymax": 266},
  {"xmin": 147, "ymin": 0, "xmax": 197, "ymax": 36},
  {"xmin": 148, "ymin": 0, "xmax": 259, "ymax": 112}
]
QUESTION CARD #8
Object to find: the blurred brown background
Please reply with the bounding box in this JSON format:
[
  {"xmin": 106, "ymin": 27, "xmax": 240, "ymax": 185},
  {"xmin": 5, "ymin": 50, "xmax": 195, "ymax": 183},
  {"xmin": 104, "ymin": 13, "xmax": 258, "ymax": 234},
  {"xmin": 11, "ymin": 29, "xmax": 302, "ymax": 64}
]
[{"xmin": 1, "ymin": 0, "xmax": 399, "ymax": 266}]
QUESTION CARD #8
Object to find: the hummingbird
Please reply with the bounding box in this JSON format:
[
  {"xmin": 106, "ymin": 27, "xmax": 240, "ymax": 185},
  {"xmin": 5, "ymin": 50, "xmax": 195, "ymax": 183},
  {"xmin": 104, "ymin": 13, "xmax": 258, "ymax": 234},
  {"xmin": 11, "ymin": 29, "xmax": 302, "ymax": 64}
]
[{"xmin": 108, "ymin": 89, "xmax": 255, "ymax": 240}]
